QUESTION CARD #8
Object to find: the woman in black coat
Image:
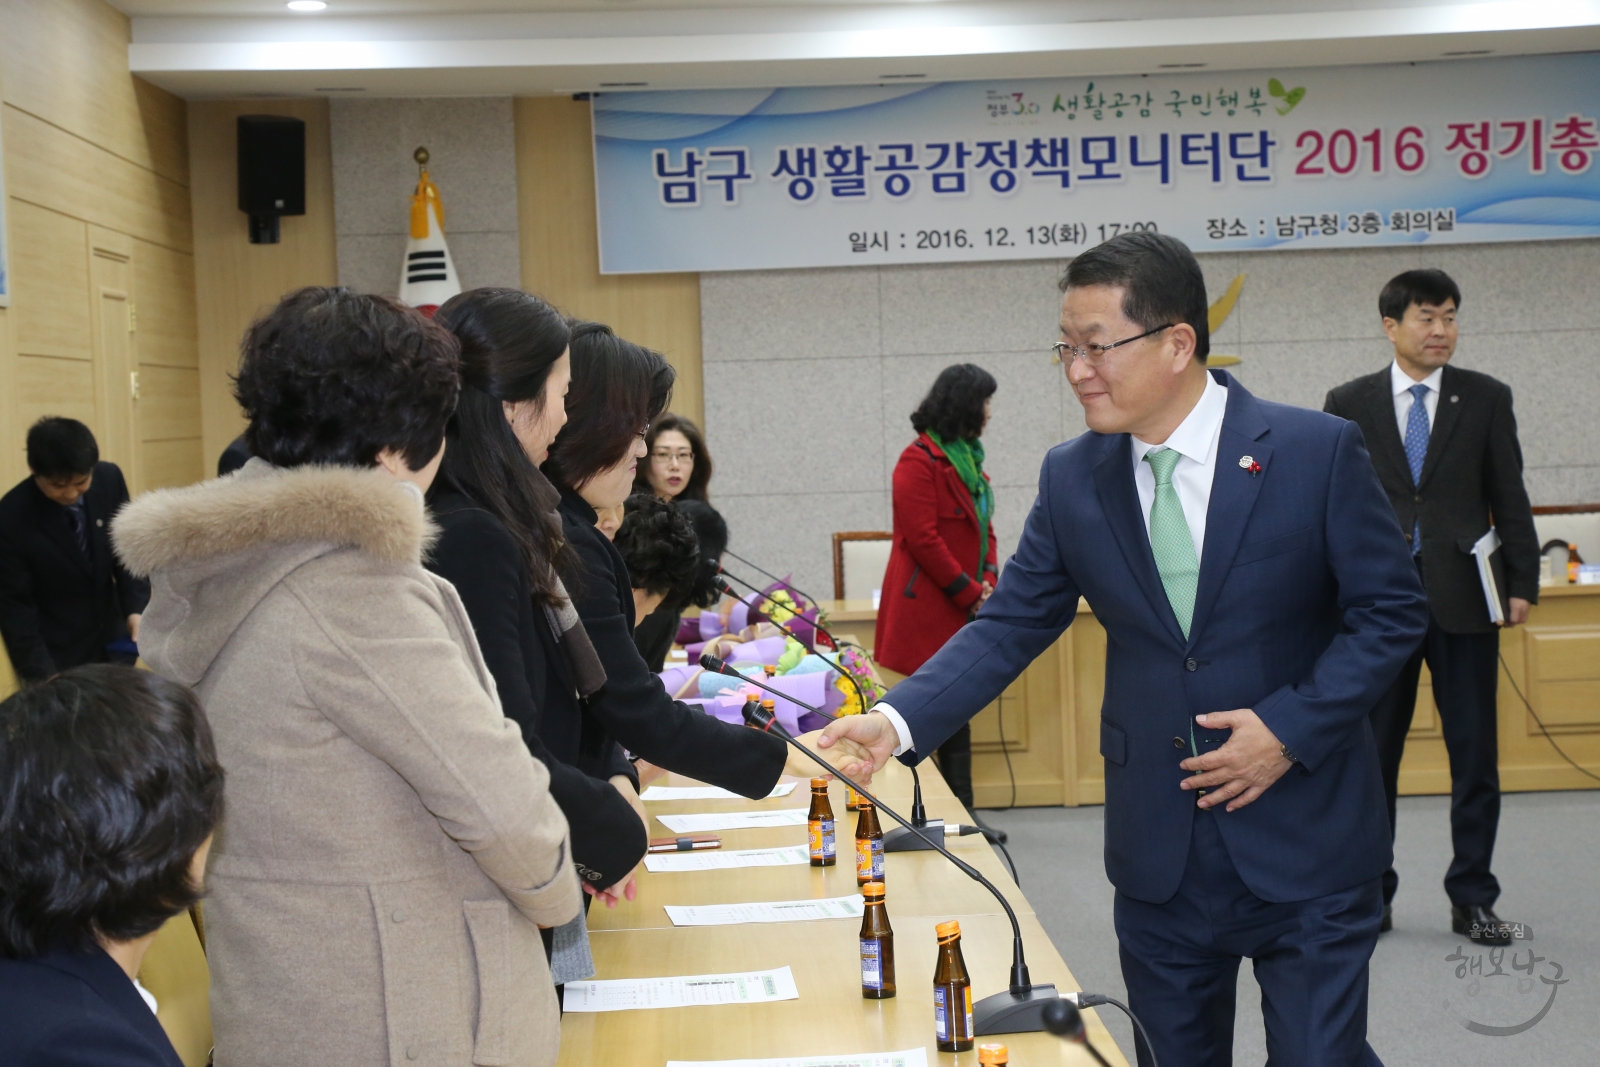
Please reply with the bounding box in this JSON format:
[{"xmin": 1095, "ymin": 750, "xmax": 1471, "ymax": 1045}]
[
  {"xmin": 426, "ymin": 290, "xmax": 649, "ymax": 905},
  {"xmin": 542, "ymin": 323, "xmax": 861, "ymax": 897}
]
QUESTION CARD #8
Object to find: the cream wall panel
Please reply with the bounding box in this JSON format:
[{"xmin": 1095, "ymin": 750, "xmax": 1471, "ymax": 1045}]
[
  {"xmin": 514, "ymin": 96, "xmax": 703, "ymax": 426},
  {"xmin": 188, "ymin": 98, "xmax": 338, "ymax": 470},
  {"xmin": 138, "ymin": 365, "xmax": 203, "ymax": 443},
  {"xmin": 139, "ymin": 437, "xmax": 204, "ymax": 493},
  {"xmin": 4, "ymin": 106, "xmax": 191, "ymax": 254},
  {"xmin": 8, "ymin": 201, "xmax": 92, "ymax": 360},
  {"xmin": 16, "ymin": 354, "xmax": 97, "ymax": 432},
  {"xmin": 134, "ymin": 239, "xmax": 200, "ymax": 369},
  {"xmin": 0, "ymin": 0, "xmax": 187, "ymax": 186}
]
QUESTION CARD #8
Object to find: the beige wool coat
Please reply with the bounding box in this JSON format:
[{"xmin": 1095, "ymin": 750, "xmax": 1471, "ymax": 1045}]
[{"xmin": 114, "ymin": 460, "xmax": 581, "ymax": 1067}]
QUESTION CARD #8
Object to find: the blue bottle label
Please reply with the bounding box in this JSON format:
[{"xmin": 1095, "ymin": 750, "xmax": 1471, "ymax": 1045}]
[{"xmin": 860, "ymin": 939, "xmax": 882, "ymax": 988}]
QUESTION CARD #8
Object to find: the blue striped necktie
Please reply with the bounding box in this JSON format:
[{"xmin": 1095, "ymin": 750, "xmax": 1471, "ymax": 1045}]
[{"xmin": 1403, "ymin": 382, "xmax": 1430, "ymax": 554}]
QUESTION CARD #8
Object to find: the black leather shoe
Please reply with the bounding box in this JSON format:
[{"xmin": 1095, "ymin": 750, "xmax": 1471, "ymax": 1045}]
[
  {"xmin": 1452, "ymin": 904, "xmax": 1512, "ymax": 945},
  {"xmin": 1380, "ymin": 904, "xmax": 1393, "ymax": 933}
]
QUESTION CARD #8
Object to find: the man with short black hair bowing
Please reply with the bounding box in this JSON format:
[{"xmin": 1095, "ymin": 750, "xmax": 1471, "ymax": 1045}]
[
  {"xmin": 823, "ymin": 233, "xmax": 1428, "ymax": 1066},
  {"xmin": 1325, "ymin": 269, "xmax": 1539, "ymax": 945}
]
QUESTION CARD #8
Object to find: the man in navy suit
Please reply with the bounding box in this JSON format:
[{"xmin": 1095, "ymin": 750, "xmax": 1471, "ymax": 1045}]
[{"xmin": 823, "ymin": 233, "xmax": 1429, "ymax": 1066}]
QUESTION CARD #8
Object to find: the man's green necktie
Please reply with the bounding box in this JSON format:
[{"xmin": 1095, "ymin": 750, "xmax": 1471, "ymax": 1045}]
[
  {"xmin": 1143, "ymin": 447, "xmax": 1199, "ymax": 640},
  {"xmin": 1145, "ymin": 447, "xmax": 1201, "ymax": 760}
]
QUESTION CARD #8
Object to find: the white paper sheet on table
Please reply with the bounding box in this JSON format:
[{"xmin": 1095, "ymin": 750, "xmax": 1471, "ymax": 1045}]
[
  {"xmin": 641, "ymin": 783, "xmax": 797, "ymax": 801},
  {"xmin": 667, "ymin": 1049, "xmax": 927, "ymax": 1067},
  {"xmin": 664, "ymin": 894, "xmax": 864, "ymax": 927},
  {"xmin": 656, "ymin": 808, "xmax": 809, "ymax": 833},
  {"xmin": 644, "ymin": 845, "xmax": 809, "ymax": 873},
  {"xmin": 562, "ymin": 966, "xmax": 799, "ymax": 1013}
]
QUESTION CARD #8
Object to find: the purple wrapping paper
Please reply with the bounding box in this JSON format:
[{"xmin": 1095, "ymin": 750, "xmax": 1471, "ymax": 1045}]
[
  {"xmin": 676, "ymin": 615, "xmax": 703, "ymax": 645},
  {"xmin": 658, "ymin": 664, "xmax": 701, "ymax": 700},
  {"xmin": 726, "ymin": 635, "xmax": 787, "ymax": 665},
  {"xmin": 698, "ymin": 610, "xmax": 723, "ymax": 641}
]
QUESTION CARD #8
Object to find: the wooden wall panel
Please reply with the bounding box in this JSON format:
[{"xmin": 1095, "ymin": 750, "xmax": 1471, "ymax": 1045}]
[
  {"xmin": 15, "ymin": 354, "xmax": 98, "ymax": 435},
  {"xmin": 139, "ymin": 365, "xmax": 203, "ymax": 443},
  {"xmin": 188, "ymin": 98, "xmax": 338, "ymax": 470},
  {"xmin": 0, "ymin": 0, "xmax": 188, "ymax": 186},
  {"xmin": 8, "ymin": 202, "xmax": 92, "ymax": 360},
  {"xmin": 140, "ymin": 437, "xmax": 205, "ymax": 493},
  {"xmin": 0, "ymin": 0, "xmax": 199, "ymax": 695},
  {"xmin": 134, "ymin": 239, "xmax": 200, "ymax": 369},
  {"xmin": 514, "ymin": 96, "xmax": 704, "ymax": 427},
  {"xmin": 4, "ymin": 105, "xmax": 192, "ymax": 254}
]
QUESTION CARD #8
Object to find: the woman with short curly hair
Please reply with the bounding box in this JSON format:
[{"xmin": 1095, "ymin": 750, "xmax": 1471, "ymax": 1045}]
[
  {"xmin": 0, "ymin": 665, "xmax": 222, "ymax": 1067},
  {"xmin": 113, "ymin": 286, "xmax": 579, "ymax": 1067}
]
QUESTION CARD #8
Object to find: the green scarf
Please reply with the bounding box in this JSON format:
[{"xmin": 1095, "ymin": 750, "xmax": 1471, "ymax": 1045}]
[{"xmin": 926, "ymin": 430, "xmax": 993, "ymax": 573}]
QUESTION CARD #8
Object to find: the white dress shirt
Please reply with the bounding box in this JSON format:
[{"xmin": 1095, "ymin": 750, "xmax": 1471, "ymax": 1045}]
[
  {"xmin": 1391, "ymin": 360, "xmax": 1442, "ymax": 438},
  {"xmin": 877, "ymin": 373, "xmax": 1230, "ymax": 756}
]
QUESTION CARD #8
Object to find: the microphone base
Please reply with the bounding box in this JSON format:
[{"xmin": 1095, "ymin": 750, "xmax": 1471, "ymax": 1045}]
[
  {"xmin": 882, "ymin": 820, "xmax": 943, "ymax": 852},
  {"xmin": 972, "ymin": 984, "xmax": 1062, "ymax": 1036}
]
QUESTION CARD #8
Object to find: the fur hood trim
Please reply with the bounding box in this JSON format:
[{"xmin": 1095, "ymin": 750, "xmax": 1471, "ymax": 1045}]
[{"xmin": 114, "ymin": 460, "xmax": 436, "ymax": 576}]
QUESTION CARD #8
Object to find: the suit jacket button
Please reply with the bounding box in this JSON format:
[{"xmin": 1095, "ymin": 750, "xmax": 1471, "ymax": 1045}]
[
  {"xmin": 392, "ymin": 909, "xmax": 406, "ymax": 923},
  {"xmin": 1184, "ymin": 658, "xmax": 1198, "ymax": 671},
  {"xmin": 1172, "ymin": 736, "xmax": 1185, "ymax": 749}
]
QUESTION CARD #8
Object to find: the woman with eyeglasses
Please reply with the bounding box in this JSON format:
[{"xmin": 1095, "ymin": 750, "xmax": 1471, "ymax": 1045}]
[
  {"xmin": 632, "ymin": 414, "xmax": 727, "ymax": 671},
  {"xmin": 875, "ymin": 363, "xmax": 1000, "ymax": 811}
]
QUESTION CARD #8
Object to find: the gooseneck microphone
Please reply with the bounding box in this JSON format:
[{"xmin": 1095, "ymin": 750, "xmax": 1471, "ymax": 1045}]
[
  {"xmin": 1050, "ymin": 993, "xmax": 1159, "ymax": 1067},
  {"xmin": 704, "ymin": 654, "xmax": 1061, "ymax": 1035},
  {"xmin": 712, "ymin": 576, "xmax": 867, "ymax": 726},
  {"xmin": 718, "ymin": 548, "xmax": 826, "ymax": 612},
  {"xmin": 717, "ymin": 567, "xmax": 858, "ymax": 655}
]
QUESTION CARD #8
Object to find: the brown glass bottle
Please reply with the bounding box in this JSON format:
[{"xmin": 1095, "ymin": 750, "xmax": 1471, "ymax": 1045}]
[
  {"xmin": 933, "ymin": 920, "xmax": 974, "ymax": 1052},
  {"xmin": 854, "ymin": 799, "xmax": 884, "ymax": 885},
  {"xmin": 977, "ymin": 1043, "xmax": 1009, "ymax": 1066},
  {"xmin": 807, "ymin": 777, "xmax": 836, "ymax": 866},
  {"xmin": 859, "ymin": 881, "xmax": 895, "ymax": 998},
  {"xmin": 845, "ymin": 783, "xmax": 861, "ymax": 811}
]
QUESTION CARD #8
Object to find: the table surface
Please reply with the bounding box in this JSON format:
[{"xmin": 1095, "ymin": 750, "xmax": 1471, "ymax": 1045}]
[{"xmin": 562, "ymin": 761, "xmax": 1129, "ymax": 1067}]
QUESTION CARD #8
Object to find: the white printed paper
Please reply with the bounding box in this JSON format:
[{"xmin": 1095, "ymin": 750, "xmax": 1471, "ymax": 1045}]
[
  {"xmin": 656, "ymin": 808, "xmax": 809, "ymax": 833},
  {"xmin": 1471, "ymin": 527, "xmax": 1505, "ymax": 624},
  {"xmin": 645, "ymin": 845, "xmax": 809, "ymax": 873},
  {"xmin": 665, "ymin": 894, "xmax": 864, "ymax": 927},
  {"xmin": 562, "ymin": 966, "xmax": 799, "ymax": 1013},
  {"xmin": 667, "ymin": 1049, "xmax": 928, "ymax": 1067},
  {"xmin": 641, "ymin": 783, "xmax": 797, "ymax": 802}
]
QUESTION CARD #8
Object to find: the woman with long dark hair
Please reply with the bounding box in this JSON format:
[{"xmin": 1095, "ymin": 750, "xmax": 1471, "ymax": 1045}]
[
  {"xmin": 542, "ymin": 322, "xmax": 861, "ymax": 888},
  {"xmin": 632, "ymin": 414, "xmax": 727, "ymax": 670},
  {"xmin": 425, "ymin": 290, "xmax": 649, "ymax": 943},
  {"xmin": 875, "ymin": 363, "xmax": 1000, "ymax": 810}
]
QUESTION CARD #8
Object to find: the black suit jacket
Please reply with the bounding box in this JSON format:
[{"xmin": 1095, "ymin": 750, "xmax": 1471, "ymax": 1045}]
[
  {"xmin": 0, "ymin": 948, "xmax": 183, "ymax": 1067},
  {"xmin": 0, "ymin": 463, "xmax": 150, "ymax": 681},
  {"xmin": 427, "ymin": 489, "xmax": 648, "ymax": 891},
  {"xmin": 1325, "ymin": 364, "xmax": 1539, "ymax": 633},
  {"xmin": 554, "ymin": 484, "xmax": 787, "ymax": 798}
]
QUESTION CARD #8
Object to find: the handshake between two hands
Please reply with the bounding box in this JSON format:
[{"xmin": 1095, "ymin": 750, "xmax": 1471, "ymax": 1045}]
[{"xmin": 812, "ymin": 707, "xmax": 1297, "ymax": 813}]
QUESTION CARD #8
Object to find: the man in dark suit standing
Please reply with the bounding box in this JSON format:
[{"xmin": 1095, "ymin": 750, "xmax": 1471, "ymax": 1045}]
[
  {"xmin": 1325, "ymin": 270, "xmax": 1539, "ymax": 945},
  {"xmin": 0, "ymin": 418, "xmax": 150, "ymax": 683},
  {"xmin": 823, "ymin": 233, "xmax": 1428, "ymax": 1065}
]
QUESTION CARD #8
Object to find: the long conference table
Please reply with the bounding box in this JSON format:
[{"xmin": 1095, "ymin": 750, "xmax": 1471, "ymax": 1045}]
[{"xmin": 563, "ymin": 757, "xmax": 1130, "ymax": 1066}]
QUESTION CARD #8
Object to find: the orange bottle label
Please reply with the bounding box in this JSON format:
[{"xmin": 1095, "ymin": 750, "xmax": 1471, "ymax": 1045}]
[
  {"xmin": 809, "ymin": 818, "xmax": 835, "ymax": 860},
  {"xmin": 855, "ymin": 837, "xmax": 883, "ymax": 880}
]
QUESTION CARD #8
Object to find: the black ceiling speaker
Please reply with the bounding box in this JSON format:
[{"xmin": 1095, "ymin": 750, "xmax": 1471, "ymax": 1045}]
[{"xmin": 237, "ymin": 115, "xmax": 306, "ymax": 244}]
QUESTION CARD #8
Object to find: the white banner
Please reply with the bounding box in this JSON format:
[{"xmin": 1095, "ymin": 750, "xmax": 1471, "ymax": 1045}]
[{"xmin": 592, "ymin": 54, "xmax": 1600, "ymax": 273}]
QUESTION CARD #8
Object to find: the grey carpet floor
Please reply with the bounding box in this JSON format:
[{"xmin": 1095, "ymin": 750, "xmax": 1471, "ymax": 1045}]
[{"xmin": 977, "ymin": 790, "xmax": 1598, "ymax": 1066}]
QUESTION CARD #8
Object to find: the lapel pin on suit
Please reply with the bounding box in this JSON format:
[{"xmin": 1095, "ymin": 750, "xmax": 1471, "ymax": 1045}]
[
  {"xmin": 1239, "ymin": 455, "xmax": 1262, "ymax": 476},
  {"xmin": 1451, "ymin": 395, "xmax": 1460, "ymax": 403}
]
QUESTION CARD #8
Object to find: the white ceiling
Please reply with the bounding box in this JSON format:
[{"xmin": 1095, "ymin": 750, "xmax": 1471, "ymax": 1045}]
[{"xmin": 121, "ymin": 0, "xmax": 1600, "ymax": 98}]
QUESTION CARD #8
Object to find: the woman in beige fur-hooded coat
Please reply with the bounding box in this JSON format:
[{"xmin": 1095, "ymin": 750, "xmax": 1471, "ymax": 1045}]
[{"xmin": 113, "ymin": 287, "xmax": 580, "ymax": 1067}]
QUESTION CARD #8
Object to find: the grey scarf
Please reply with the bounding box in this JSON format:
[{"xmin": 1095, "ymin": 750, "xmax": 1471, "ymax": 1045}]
[{"xmin": 544, "ymin": 567, "xmax": 606, "ymax": 698}]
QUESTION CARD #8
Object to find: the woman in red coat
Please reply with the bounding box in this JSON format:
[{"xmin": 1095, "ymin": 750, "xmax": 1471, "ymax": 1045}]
[{"xmin": 876, "ymin": 364, "xmax": 998, "ymax": 808}]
